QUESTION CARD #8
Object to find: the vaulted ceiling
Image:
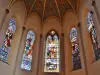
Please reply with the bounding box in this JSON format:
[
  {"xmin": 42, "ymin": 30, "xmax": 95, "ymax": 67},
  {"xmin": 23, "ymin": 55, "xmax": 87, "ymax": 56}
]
[{"xmin": 10, "ymin": 0, "xmax": 79, "ymax": 21}]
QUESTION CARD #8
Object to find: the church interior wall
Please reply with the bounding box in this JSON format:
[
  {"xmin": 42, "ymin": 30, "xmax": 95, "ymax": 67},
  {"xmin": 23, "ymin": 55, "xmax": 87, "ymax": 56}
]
[
  {"xmin": 0, "ymin": 1, "xmax": 27, "ymax": 75},
  {"xmin": 15, "ymin": 12, "xmax": 41, "ymax": 75},
  {"xmin": 0, "ymin": 0, "xmax": 9, "ymax": 27},
  {"xmin": 63, "ymin": 10, "xmax": 85, "ymax": 75},
  {"xmin": 79, "ymin": 0, "xmax": 100, "ymax": 75},
  {"xmin": 0, "ymin": 0, "xmax": 100, "ymax": 75},
  {"xmin": 37, "ymin": 16, "xmax": 62, "ymax": 75},
  {"xmin": 43, "ymin": 16, "xmax": 61, "ymax": 36}
]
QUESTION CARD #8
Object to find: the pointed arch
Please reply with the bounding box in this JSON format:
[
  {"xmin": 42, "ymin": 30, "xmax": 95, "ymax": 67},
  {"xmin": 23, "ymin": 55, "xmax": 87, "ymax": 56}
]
[
  {"xmin": 21, "ymin": 30, "xmax": 35, "ymax": 71},
  {"xmin": 0, "ymin": 18, "xmax": 16, "ymax": 62},
  {"xmin": 87, "ymin": 11, "xmax": 100, "ymax": 61},
  {"xmin": 70, "ymin": 27, "xmax": 81, "ymax": 70},
  {"xmin": 44, "ymin": 30, "xmax": 60, "ymax": 72}
]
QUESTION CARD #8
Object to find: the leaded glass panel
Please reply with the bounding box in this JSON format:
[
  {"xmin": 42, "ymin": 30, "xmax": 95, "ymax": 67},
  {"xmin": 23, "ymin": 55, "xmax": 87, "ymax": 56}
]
[
  {"xmin": 21, "ymin": 30, "xmax": 35, "ymax": 71},
  {"xmin": 44, "ymin": 31, "xmax": 60, "ymax": 72},
  {"xmin": 87, "ymin": 12, "xmax": 100, "ymax": 60},
  {"xmin": 70, "ymin": 28, "xmax": 81, "ymax": 70},
  {"xmin": 0, "ymin": 18, "xmax": 16, "ymax": 62}
]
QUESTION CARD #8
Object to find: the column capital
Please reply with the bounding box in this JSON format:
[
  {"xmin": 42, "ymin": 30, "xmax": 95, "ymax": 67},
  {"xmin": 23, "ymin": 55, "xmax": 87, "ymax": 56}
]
[
  {"xmin": 40, "ymin": 34, "xmax": 43, "ymax": 38},
  {"xmin": 61, "ymin": 33, "xmax": 64, "ymax": 36},
  {"xmin": 77, "ymin": 23, "xmax": 81, "ymax": 27},
  {"xmin": 22, "ymin": 26, "xmax": 26, "ymax": 31},
  {"xmin": 6, "ymin": 9, "xmax": 9, "ymax": 14},
  {"xmin": 92, "ymin": 1, "xmax": 96, "ymax": 6}
]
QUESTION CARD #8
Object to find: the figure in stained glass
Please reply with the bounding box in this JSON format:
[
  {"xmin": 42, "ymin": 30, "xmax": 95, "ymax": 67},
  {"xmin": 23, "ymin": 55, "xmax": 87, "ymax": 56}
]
[
  {"xmin": 70, "ymin": 28, "xmax": 81, "ymax": 70},
  {"xmin": 44, "ymin": 31, "xmax": 60, "ymax": 72},
  {"xmin": 0, "ymin": 18, "xmax": 16, "ymax": 62},
  {"xmin": 87, "ymin": 12, "xmax": 100, "ymax": 60},
  {"xmin": 21, "ymin": 30, "xmax": 35, "ymax": 71}
]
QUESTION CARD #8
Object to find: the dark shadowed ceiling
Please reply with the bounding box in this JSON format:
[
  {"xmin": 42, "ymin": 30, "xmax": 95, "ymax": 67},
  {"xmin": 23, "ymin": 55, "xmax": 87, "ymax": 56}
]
[{"xmin": 10, "ymin": 0, "xmax": 79, "ymax": 21}]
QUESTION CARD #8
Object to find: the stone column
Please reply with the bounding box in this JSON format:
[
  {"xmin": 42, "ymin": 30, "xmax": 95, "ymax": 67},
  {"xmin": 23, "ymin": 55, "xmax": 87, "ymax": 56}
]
[
  {"xmin": 37, "ymin": 34, "xmax": 44, "ymax": 75},
  {"xmin": 77, "ymin": 23, "xmax": 88, "ymax": 75},
  {"xmin": 13, "ymin": 26, "xmax": 26, "ymax": 75},
  {"xmin": 92, "ymin": 1, "xmax": 100, "ymax": 26},
  {"xmin": 60, "ymin": 33, "xmax": 65, "ymax": 75},
  {"xmin": 0, "ymin": 9, "xmax": 9, "ymax": 31}
]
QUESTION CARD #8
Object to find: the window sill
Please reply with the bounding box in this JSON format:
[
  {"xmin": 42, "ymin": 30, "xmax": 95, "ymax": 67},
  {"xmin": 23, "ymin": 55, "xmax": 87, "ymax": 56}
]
[{"xmin": 0, "ymin": 59, "xmax": 10, "ymax": 65}]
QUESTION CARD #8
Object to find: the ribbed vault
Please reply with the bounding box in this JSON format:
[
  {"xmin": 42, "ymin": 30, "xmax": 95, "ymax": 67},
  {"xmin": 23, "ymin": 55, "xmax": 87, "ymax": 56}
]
[{"xmin": 9, "ymin": 0, "xmax": 79, "ymax": 21}]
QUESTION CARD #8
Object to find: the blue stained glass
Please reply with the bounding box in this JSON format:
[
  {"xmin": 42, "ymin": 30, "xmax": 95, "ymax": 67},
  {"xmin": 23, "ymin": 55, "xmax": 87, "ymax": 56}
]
[
  {"xmin": 21, "ymin": 30, "xmax": 35, "ymax": 71},
  {"xmin": 87, "ymin": 12, "xmax": 100, "ymax": 60},
  {"xmin": 44, "ymin": 31, "xmax": 60, "ymax": 72},
  {"xmin": 0, "ymin": 18, "xmax": 16, "ymax": 62},
  {"xmin": 70, "ymin": 28, "xmax": 81, "ymax": 70}
]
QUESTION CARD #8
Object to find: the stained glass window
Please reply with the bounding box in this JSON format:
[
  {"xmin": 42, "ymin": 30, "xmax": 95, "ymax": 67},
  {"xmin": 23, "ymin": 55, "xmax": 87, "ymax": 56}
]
[
  {"xmin": 70, "ymin": 28, "xmax": 81, "ymax": 70},
  {"xmin": 44, "ymin": 31, "xmax": 60, "ymax": 72},
  {"xmin": 21, "ymin": 30, "xmax": 35, "ymax": 71},
  {"xmin": 87, "ymin": 12, "xmax": 100, "ymax": 60},
  {"xmin": 0, "ymin": 18, "xmax": 16, "ymax": 62}
]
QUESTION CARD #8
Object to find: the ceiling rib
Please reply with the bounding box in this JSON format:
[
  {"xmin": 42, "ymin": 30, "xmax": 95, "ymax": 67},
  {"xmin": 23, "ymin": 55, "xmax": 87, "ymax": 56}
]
[
  {"xmin": 23, "ymin": 0, "xmax": 78, "ymax": 20},
  {"xmin": 66, "ymin": 0, "xmax": 76, "ymax": 13},
  {"xmin": 55, "ymin": 0, "xmax": 61, "ymax": 20},
  {"xmin": 9, "ymin": 0, "xmax": 17, "ymax": 8},
  {"xmin": 42, "ymin": 0, "xmax": 46, "ymax": 22},
  {"xmin": 23, "ymin": 0, "xmax": 28, "ymax": 16},
  {"xmin": 28, "ymin": 0, "xmax": 37, "ymax": 15},
  {"xmin": 9, "ymin": 0, "xmax": 13, "ymax": 4},
  {"xmin": 76, "ymin": 0, "xmax": 80, "ymax": 13}
]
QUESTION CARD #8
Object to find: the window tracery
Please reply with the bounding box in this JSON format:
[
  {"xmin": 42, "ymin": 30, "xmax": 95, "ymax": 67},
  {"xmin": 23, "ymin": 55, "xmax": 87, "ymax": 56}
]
[
  {"xmin": 87, "ymin": 12, "xmax": 100, "ymax": 60},
  {"xmin": 44, "ymin": 31, "xmax": 60, "ymax": 72},
  {"xmin": 21, "ymin": 30, "xmax": 35, "ymax": 71},
  {"xmin": 0, "ymin": 18, "xmax": 16, "ymax": 62},
  {"xmin": 70, "ymin": 28, "xmax": 81, "ymax": 70}
]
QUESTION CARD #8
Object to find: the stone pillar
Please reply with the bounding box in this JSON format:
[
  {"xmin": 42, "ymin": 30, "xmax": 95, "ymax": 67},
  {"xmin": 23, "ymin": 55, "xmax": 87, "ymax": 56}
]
[
  {"xmin": 0, "ymin": 9, "xmax": 9, "ymax": 31},
  {"xmin": 77, "ymin": 23, "xmax": 88, "ymax": 75},
  {"xmin": 37, "ymin": 34, "xmax": 44, "ymax": 75},
  {"xmin": 60, "ymin": 33, "xmax": 65, "ymax": 75},
  {"xmin": 92, "ymin": 0, "xmax": 100, "ymax": 26},
  {"xmin": 13, "ymin": 26, "xmax": 26, "ymax": 75}
]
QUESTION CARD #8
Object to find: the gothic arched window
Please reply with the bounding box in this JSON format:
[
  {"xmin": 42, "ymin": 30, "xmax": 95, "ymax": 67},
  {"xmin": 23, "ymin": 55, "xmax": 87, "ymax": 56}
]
[
  {"xmin": 87, "ymin": 12, "xmax": 100, "ymax": 60},
  {"xmin": 70, "ymin": 28, "xmax": 81, "ymax": 70},
  {"xmin": 44, "ymin": 31, "xmax": 60, "ymax": 72},
  {"xmin": 0, "ymin": 18, "xmax": 16, "ymax": 62},
  {"xmin": 21, "ymin": 30, "xmax": 35, "ymax": 71}
]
